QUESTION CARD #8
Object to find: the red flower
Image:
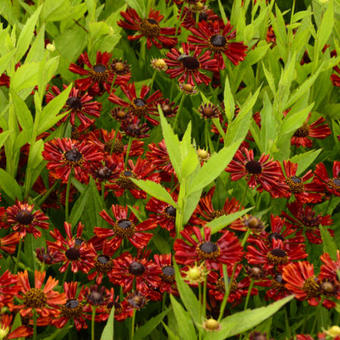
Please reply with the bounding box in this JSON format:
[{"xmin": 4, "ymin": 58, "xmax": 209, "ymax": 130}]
[
  {"xmin": 6, "ymin": 201, "xmax": 49, "ymax": 239},
  {"xmin": 42, "ymin": 138, "xmax": 103, "ymax": 183},
  {"xmin": 331, "ymin": 50, "xmax": 340, "ymax": 86},
  {"xmin": 281, "ymin": 202, "xmax": 333, "ymax": 244},
  {"xmin": 95, "ymin": 204, "xmax": 156, "ymax": 255},
  {"xmin": 313, "ymin": 161, "xmax": 340, "ymax": 196},
  {"xmin": 0, "ymin": 232, "xmax": 20, "ymax": 257},
  {"xmin": 109, "ymin": 83, "xmax": 162, "ymax": 126},
  {"xmin": 282, "ymin": 261, "xmax": 321, "ymax": 306},
  {"xmin": 153, "ymin": 254, "xmax": 178, "ymax": 295},
  {"xmin": 188, "ymin": 20, "xmax": 247, "ymax": 68},
  {"xmin": 165, "ymin": 43, "xmax": 219, "ymax": 85},
  {"xmin": 191, "ymin": 187, "xmax": 244, "ymax": 231},
  {"xmin": 120, "ymin": 116, "xmax": 151, "ymax": 138},
  {"xmin": 45, "ymin": 86, "xmax": 102, "ymax": 130},
  {"xmin": 48, "ymin": 222, "xmax": 96, "ymax": 273},
  {"xmin": 53, "ymin": 282, "xmax": 88, "ymax": 331},
  {"xmin": 109, "ymin": 252, "xmax": 162, "ymax": 294},
  {"xmin": 118, "ymin": 8, "xmax": 178, "ymax": 49},
  {"xmin": 291, "ymin": 113, "xmax": 331, "ymax": 148},
  {"xmin": 226, "ymin": 147, "xmax": 283, "ymax": 193},
  {"xmin": 246, "ymin": 238, "xmax": 307, "ymax": 271},
  {"xmin": 0, "ymin": 270, "xmax": 19, "ymax": 309},
  {"xmin": 180, "ymin": 7, "xmax": 219, "ymax": 30},
  {"xmin": 112, "ymin": 157, "xmax": 160, "ymax": 199},
  {"xmin": 174, "ymin": 226, "xmax": 243, "ymax": 270},
  {"xmin": 14, "ymin": 270, "xmax": 66, "ymax": 319},
  {"xmin": 320, "ymin": 251, "xmax": 340, "ymax": 282},
  {"xmin": 142, "ymin": 193, "xmax": 178, "ymax": 236},
  {"xmin": 0, "ymin": 314, "xmax": 32, "ymax": 340},
  {"xmin": 69, "ymin": 52, "xmax": 114, "ymax": 96},
  {"xmin": 271, "ymin": 160, "xmax": 323, "ymax": 202}
]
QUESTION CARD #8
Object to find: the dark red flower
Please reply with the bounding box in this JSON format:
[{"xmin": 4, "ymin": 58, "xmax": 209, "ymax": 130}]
[
  {"xmin": 174, "ymin": 226, "xmax": 243, "ymax": 270},
  {"xmin": 112, "ymin": 157, "xmax": 160, "ymax": 199},
  {"xmin": 282, "ymin": 261, "xmax": 321, "ymax": 306},
  {"xmin": 188, "ymin": 20, "xmax": 247, "ymax": 68},
  {"xmin": 226, "ymin": 147, "xmax": 283, "ymax": 193},
  {"xmin": 95, "ymin": 204, "xmax": 156, "ymax": 255},
  {"xmin": 165, "ymin": 42, "xmax": 219, "ymax": 85},
  {"xmin": 331, "ymin": 50, "xmax": 340, "ymax": 86},
  {"xmin": 0, "ymin": 270, "xmax": 19, "ymax": 309},
  {"xmin": 120, "ymin": 116, "xmax": 151, "ymax": 138},
  {"xmin": 45, "ymin": 86, "xmax": 102, "ymax": 130},
  {"xmin": 118, "ymin": 8, "xmax": 178, "ymax": 49},
  {"xmin": 48, "ymin": 222, "xmax": 96, "ymax": 273},
  {"xmin": 271, "ymin": 160, "xmax": 323, "ymax": 202},
  {"xmin": 191, "ymin": 187, "xmax": 244, "ymax": 231},
  {"xmin": 0, "ymin": 232, "xmax": 20, "ymax": 257},
  {"xmin": 69, "ymin": 52, "xmax": 114, "ymax": 96},
  {"xmin": 0, "ymin": 314, "xmax": 32, "ymax": 340},
  {"xmin": 109, "ymin": 83, "xmax": 162, "ymax": 126},
  {"xmin": 153, "ymin": 254, "xmax": 177, "ymax": 295},
  {"xmin": 281, "ymin": 202, "xmax": 333, "ymax": 244},
  {"xmin": 246, "ymin": 238, "xmax": 307, "ymax": 271},
  {"xmin": 53, "ymin": 282, "xmax": 88, "ymax": 331},
  {"xmin": 291, "ymin": 113, "xmax": 331, "ymax": 148},
  {"xmin": 180, "ymin": 6, "xmax": 219, "ymax": 30},
  {"xmin": 6, "ymin": 201, "xmax": 49, "ymax": 239},
  {"xmin": 42, "ymin": 138, "xmax": 103, "ymax": 183},
  {"xmin": 109, "ymin": 252, "xmax": 162, "ymax": 294},
  {"xmin": 313, "ymin": 161, "xmax": 340, "ymax": 196}
]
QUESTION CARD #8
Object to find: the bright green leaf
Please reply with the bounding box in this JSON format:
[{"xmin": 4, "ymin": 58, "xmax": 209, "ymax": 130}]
[
  {"xmin": 0, "ymin": 169, "xmax": 23, "ymax": 201},
  {"xmin": 100, "ymin": 307, "xmax": 114, "ymax": 340},
  {"xmin": 320, "ymin": 227, "xmax": 338, "ymax": 261},
  {"xmin": 289, "ymin": 149, "xmax": 322, "ymax": 176}
]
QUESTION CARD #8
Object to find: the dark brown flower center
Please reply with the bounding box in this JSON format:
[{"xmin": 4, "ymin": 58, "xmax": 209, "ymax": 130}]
[
  {"xmin": 93, "ymin": 64, "xmax": 106, "ymax": 73},
  {"xmin": 127, "ymin": 291, "xmax": 147, "ymax": 309},
  {"xmin": 75, "ymin": 238, "xmax": 83, "ymax": 246},
  {"xmin": 129, "ymin": 261, "xmax": 145, "ymax": 276},
  {"xmin": 98, "ymin": 255, "xmax": 110, "ymax": 264},
  {"xmin": 302, "ymin": 215, "xmax": 319, "ymax": 228},
  {"xmin": 88, "ymin": 290, "xmax": 104, "ymax": 305},
  {"xmin": 268, "ymin": 232, "xmax": 284, "ymax": 242},
  {"xmin": 245, "ymin": 160, "xmax": 262, "ymax": 174},
  {"xmin": 165, "ymin": 205, "xmax": 176, "ymax": 218},
  {"xmin": 97, "ymin": 166, "xmax": 113, "ymax": 180},
  {"xmin": 178, "ymin": 55, "xmax": 200, "ymax": 69},
  {"xmin": 115, "ymin": 219, "xmax": 135, "ymax": 238},
  {"xmin": 162, "ymin": 266, "xmax": 175, "ymax": 283},
  {"xmin": 270, "ymin": 248, "xmax": 287, "ymax": 257},
  {"xmin": 134, "ymin": 98, "xmax": 146, "ymax": 107},
  {"xmin": 267, "ymin": 248, "xmax": 288, "ymax": 265},
  {"xmin": 294, "ymin": 124, "xmax": 309, "ymax": 137},
  {"xmin": 328, "ymin": 178, "xmax": 340, "ymax": 191},
  {"xmin": 116, "ymin": 170, "xmax": 137, "ymax": 190},
  {"xmin": 286, "ymin": 176, "xmax": 304, "ymax": 193},
  {"xmin": 199, "ymin": 12, "xmax": 208, "ymax": 21},
  {"xmin": 16, "ymin": 209, "xmax": 34, "ymax": 225},
  {"xmin": 61, "ymin": 298, "xmax": 83, "ymax": 319},
  {"xmin": 66, "ymin": 96, "xmax": 82, "ymax": 110},
  {"xmin": 65, "ymin": 247, "xmax": 81, "ymax": 260},
  {"xmin": 199, "ymin": 103, "xmax": 219, "ymax": 118},
  {"xmin": 65, "ymin": 299, "xmax": 79, "ymax": 309},
  {"xmin": 64, "ymin": 149, "xmax": 82, "ymax": 162},
  {"xmin": 23, "ymin": 288, "xmax": 47, "ymax": 308},
  {"xmin": 95, "ymin": 255, "xmax": 113, "ymax": 273},
  {"xmin": 139, "ymin": 19, "xmax": 160, "ymax": 37},
  {"xmin": 210, "ymin": 34, "xmax": 226, "ymax": 47},
  {"xmin": 197, "ymin": 241, "xmax": 220, "ymax": 260},
  {"xmin": 303, "ymin": 277, "xmax": 320, "ymax": 299}
]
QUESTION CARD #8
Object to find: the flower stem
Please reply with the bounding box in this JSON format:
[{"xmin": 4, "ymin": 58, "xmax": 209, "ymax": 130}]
[
  {"xmin": 91, "ymin": 306, "xmax": 96, "ymax": 340},
  {"xmin": 244, "ymin": 279, "xmax": 254, "ymax": 310},
  {"xmin": 33, "ymin": 309, "xmax": 37, "ymax": 340},
  {"xmin": 202, "ymin": 272, "xmax": 207, "ymax": 319},
  {"xmin": 125, "ymin": 137, "xmax": 133, "ymax": 168},
  {"xmin": 130, "ymin": 309, "xmax": 136, "ymax": 340},
  {"xmin": 173, "ymin": 93, "xmax": 185, "ymax": 133},
  {"xmin": 14, "ymin": 238, "xmax": 22, "ymax": 273},
  {"xmin": 65, "ymin": 174, "xmax": 72, "ymax": 222}
]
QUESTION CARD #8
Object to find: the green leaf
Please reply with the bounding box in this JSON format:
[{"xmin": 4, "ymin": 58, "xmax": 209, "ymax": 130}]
[
  {"xmin": 183, "ymin": 188, "xmax": 202, "ymax": 225},
  {"xmin": 162, "ymin": 322, "xmax": 180, "ymax": 340},
  {"xmin": 218, "ymin": 0, "xmax": 228, "ymax": 24},
  {"xmin": 0, "ymin": 131, "xmax": 10, "ymax": 149},
  {"xmin": 170, "ymin": 295, "xmax": 197, "ymax": 340},
  {"xmin": 70, "ymin": 187, "xmax": 90, "ymax": 226},
  {"xmin": 0, "ymin": 49, "xmax": 16, "ymax": 75},
  {"xmin": 315, "ymin": 0, "xmax": 334, "ymax": 54},
  {"xmin": 41, "ymin": 0, "xmax": 75, "ymax": 22},
  {"xmin": 245, "ymin": 41, "xmax": 270, "ymax": 66},
  {"xmin": 134, "ymin": 309, "xmax": 170, "ymax": 340},
  {"xmin": 37, "ymin": 84, "xmax": 72, "ymax": 134},
  {"xmin": 10, "ymin": 90, "xmax": 33, "ymax": 132},
  {"xmin": 189, "ymin": 142, "xmax": 240, "ymax": 194},
  {"xmin": 280, "ymin": 104, "xmax": 313, "ymax": 136},
  {"xmin": 204, "ymin": 295, "xmax": 294, "ymax": 340},
  {"xmin": 15, "ymin": 6, "xmax": 42, "ymax": 62},
  {"xmin": 262, "ymin": 62, "xmax": 276, "ymax": 95},
  {"xmin": 100, "ymin": 307, "xmax": 114, "ymax": 340},
  {"xmin": 320, "ymin": 227, "xmax": 338, "ymax": 261},
  {"xmin": 260, "ymin": 92, "xmax": 277, "ymax": 154},
  {"xmin": 130, "ymin": 179, "xmax": 177, "ymax": 207},
  {"xmin": 174, "ymin": 261, "xmax": 201, "ymax": 324},
  {"xmin": 158, "ymin": 106, "xmax": 182, "ymax": 180},
  {"xmin": 25, "ymin": 26, "xmax": 46, "ymax": 63},
  {"xmin": 207, "ymin": 207, "xmax": 254, "ymax": 234},
  {"xmin": 223, "ymin": 75, "xmax": 235, "ymax": 122},
  {"xmin": 289, "ymin": 149, "xmax": 322, "ymax": 176},
  {"xmin": 126, "ymin": 0, "xmax": 145, "ymax": 17},
  {"xmin": 0, "ymin": 169, "xmax": 23, "ymax": 201}
]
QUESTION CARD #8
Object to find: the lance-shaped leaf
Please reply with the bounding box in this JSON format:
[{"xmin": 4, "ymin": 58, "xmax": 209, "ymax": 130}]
[
  {"xmin": 204, "ymin": 295, "xmax": 294, "ymax": 340},
  {"xmin": 37, "ymin": 84, "xmax": 72, "ymax": 134},
  {"xmin": 0, "ymin": 169, "xmax": 23, "ymax": 201},
  {"xmin": 289, "ymin": 149, "xmax": 322, "ymax": 176},
  {"xmin": 131, "ymin": 179, "xmax": 177, "ymax": 207},
  {"xmin": 10, "ymin": 90, "xmax": 33, "ymax": 132},
  {"xmin": 100, "ymin": 307, "xmax": 114, "ymax": 340},
  {"xmin": 188, "ymin": 141, "xmax": 240, "ymax": 194},
  {"xmin": 223, "ymin": 75, "xmax": 235, "ymax": 122},
  {"xmin": 320, "ymin": 227, "xmax": 338, "ymax": 262},
  {"xmin": 207, "ymin": 207, "xmax": 254, "ymax": 234},
  {"xmin": 315, "ymin": 0, "xmax": 334, "ymax": 55}
]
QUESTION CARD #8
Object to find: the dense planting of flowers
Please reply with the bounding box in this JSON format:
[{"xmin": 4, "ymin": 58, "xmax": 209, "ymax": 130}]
[{"xmin": 0, "ymin": 0, "xmax": 339, "ymax": 339}]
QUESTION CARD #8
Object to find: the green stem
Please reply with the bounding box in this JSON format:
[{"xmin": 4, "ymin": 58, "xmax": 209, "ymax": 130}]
[
  {"xmin": 125, "ymin": 137, "xmax": 133, "ymax": 168},
  {"xmin": 203, "ymin": 272, "xmax": 207, "ymax": 319},
  {"xmin": 218, "ymin": 264, "xmax": 237, "ymax": 322},
  {"xmin": 240, "ymin": 182, "xmax": 249, "ymax": 208},
  {"xmin": 14, "ymin": 238, "xmax": 23, "ymax": 273},
  {"xmin": 241, "ymin": 229, "xmax": 251, "ymax": 247},
  {"xmin": 101, "ymin": 181, "xmax": 105, "ymax": 200},
  {"xmin": 91, "ymin": 306, "xmax": 96, "ymax": 340},
  {"xmin": 35, "ymin": 181, "xmax": 59, "ymax": 207},
  {"xmin": 244, "ymin": 279, "xmax": 254, "ymax": 310},
  {"xmin": 65, "ymin": 174, "xmax": 72, "ymax": 222},
  {"xmin": 33, "ymin": 309, "xmax": 37, "ymax": 340},
  {"xmin": 130, "ymin": 309, "xmax": 136, "ymax": 340},
  {"xmin": 198, "ymin": 281, "xmax": 202, "ymax": 320},
  {"xmin": 173, "ymin": 93, "xmax": 185, "ymax": 133}
]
